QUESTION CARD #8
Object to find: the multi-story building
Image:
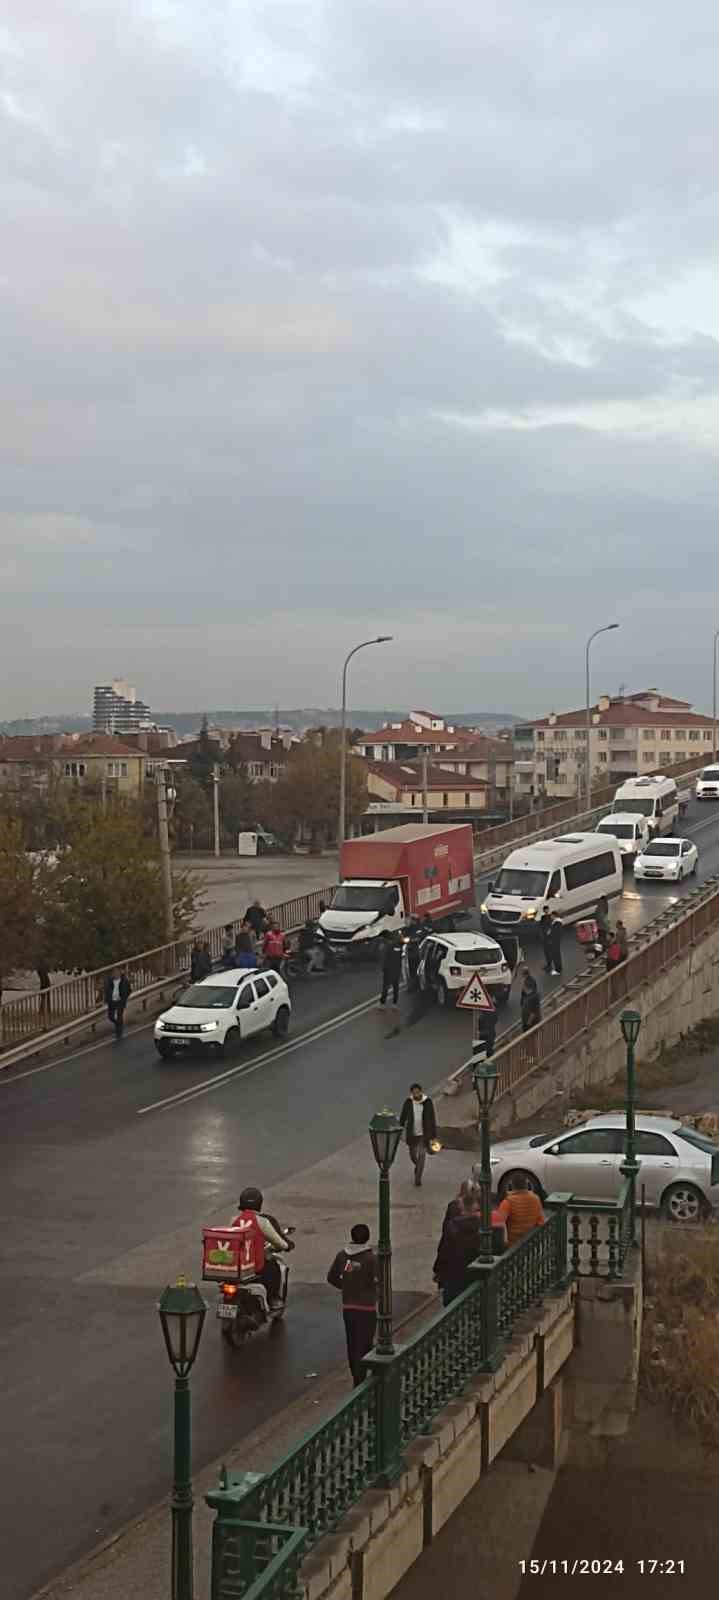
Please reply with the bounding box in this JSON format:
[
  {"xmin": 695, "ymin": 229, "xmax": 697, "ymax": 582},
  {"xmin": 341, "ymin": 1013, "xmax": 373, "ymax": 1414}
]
[
  {"xmin": 0, "ymin": 734, "xmax": 149, "ymax": 798},
  {"xmin": 93, "ymin": 679, "xmax": 153, "ymax": 735},
  {"xmin": 353, "ymin": 710, "xmax": 490, "ymax": 764},
  {"xmin": 519, "ymin": 690, "xmax": 716, "ymax": 800}
]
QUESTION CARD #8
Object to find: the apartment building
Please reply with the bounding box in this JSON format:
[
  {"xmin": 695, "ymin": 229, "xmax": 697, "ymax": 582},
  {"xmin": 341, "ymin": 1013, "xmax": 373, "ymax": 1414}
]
[
  {"xmin": 516, "ymin": 690, "xmax": 716, "ymax": 800},
  {"xmin": 93, "ymin": 679, "xmax": 153, "ymax": 735},
  {"xmin": 0, "ymin": 734, "xmax": 149, "ymax": 797}
]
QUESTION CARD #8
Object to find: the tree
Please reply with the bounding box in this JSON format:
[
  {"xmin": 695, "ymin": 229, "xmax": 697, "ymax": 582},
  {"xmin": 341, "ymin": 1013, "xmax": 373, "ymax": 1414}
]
[
  {"xmin": 260, "ymin": 735, "xmax": 367, "ymax": 849},
  {"xmin": 218, "ymin": 767, "xmax": 256, "ymax": 843},
  {"xmin": 188, "ymin": 715, "xmax": 221, "ymax": 791},
  {"xmin": 0, "ymin": 817, "xmax": 39, "ymax": 988},
  {"xmin": 172, "ymin": 772, "xmax": 212, "ymax": 849},
  {"xmin": 41, "ymin": 809, "xmax": 200, "ymax": 972}
]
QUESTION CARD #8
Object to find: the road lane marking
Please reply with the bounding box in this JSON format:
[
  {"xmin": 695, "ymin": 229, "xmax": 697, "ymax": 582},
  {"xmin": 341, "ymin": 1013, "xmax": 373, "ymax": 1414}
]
[
  {"xmin": 0, "ymin": 1021, "xmax": 156, "ymax": 1086},
  {"xmin": 138, "ymin": 993, "xmax": 386, "ymax": 1114}
]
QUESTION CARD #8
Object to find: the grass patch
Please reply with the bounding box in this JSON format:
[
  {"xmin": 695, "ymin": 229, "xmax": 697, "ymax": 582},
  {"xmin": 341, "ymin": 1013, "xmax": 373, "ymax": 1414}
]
[{"xmin": 642, "ymin": 1226, "xmax": 719, "ymax": 1450}]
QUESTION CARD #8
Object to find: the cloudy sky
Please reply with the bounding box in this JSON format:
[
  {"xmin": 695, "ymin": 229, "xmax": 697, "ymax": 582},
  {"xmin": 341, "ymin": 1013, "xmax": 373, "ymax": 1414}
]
[{"xmin": 3, "ymin": 1, "xmax": 719, "ymax": 719}]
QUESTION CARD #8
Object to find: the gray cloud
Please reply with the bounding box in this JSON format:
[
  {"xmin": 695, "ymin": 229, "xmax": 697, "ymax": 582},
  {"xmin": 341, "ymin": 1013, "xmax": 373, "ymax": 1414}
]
[{"xmin": 2, "ymin": 0, "xmax": 719, "ymax": 718}]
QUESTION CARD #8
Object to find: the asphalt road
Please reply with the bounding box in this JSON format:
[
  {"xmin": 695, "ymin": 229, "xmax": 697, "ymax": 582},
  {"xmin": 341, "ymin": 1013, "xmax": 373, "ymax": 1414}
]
[{"xmin": 4, "ymin": 800, "xmax": 719, "ymax": 1600}]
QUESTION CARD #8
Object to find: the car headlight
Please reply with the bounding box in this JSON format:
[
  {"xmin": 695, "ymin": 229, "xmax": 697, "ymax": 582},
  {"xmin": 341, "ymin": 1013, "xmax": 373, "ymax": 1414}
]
[
  {"xmin": 156, "ymin": 1020, "xmax": 169, "ymax": 1031},
  {"xmin": 200, "ymin": 1020, "xmax": 220, "ymax": 1031},
  {"xmin": 480, "ymin": 902, "xmax": 488, "ymax": 914},
  {"xmin": 522, "ymin": 908, "xmax": 537, "ymax": 920}
]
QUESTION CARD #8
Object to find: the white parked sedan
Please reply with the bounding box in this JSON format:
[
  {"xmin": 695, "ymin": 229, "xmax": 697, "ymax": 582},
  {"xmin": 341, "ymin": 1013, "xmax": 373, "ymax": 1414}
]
[
  {"xmin": 154, "ymin": 968, "xmax": 291, "ymax": 1059},
  {"xmin": 488, "ymin": 1114, "xmax": 719, "ymax": 1221},
  {"xmin": 633, "ymin": 836, "xmax": 698, "ymax": 882}
]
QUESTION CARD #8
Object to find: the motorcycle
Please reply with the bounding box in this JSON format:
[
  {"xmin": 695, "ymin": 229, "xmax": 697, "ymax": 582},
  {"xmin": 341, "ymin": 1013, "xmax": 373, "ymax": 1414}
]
[{"xmin": 202, "ymin": 1224, "xmax": 295, "ymax": 1347}]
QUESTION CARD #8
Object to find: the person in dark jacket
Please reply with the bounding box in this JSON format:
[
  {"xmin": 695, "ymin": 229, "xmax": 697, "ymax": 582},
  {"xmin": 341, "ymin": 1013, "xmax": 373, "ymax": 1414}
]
[
  {"xmin": 405, "ymin": 921, "xmax": 424, "ymax": 991},
  {"xmin": 520, "ymin": 967, "xmax": 541, "ymax": 1031},
  {"xmin": 104, "ymin": 969, "xmax": 131, "ymax": 1037},
  {"xmin": 196, "ymin": 941, "xmax": 213, "ymax": 979},
  {"xmin": 539, "ymin": 911, "xmax": 553, "ymax": 974},
  {"xmin": 244, "ymin": 899, "xmax": 268, "ymax": 938},
  {"xmin": 595, "ymin": 895, "xmax": 610, "ymax": 950},
  {"xmin": 378, "ymin": 932, "xmax": 403, "ymax": 1008},
  {"xmin": 189, "ymin": 939, "xmax": 204, "ymax": 982},
  {"xmin": 399, "ymin": 1083, "xmax": 438, "ymax": 1186},
  {"xmin": 546, "ymin": 913, "xmax": 563, "ymax": 976},
  {"xmin": 433, "ymin": 1193, "xmax": 505, "ymax": 1306},
  {"xmin": 476, "ymin": 1008, "xmax": 497, "ymax": 1058},
  {"xmin": 327, "ymin": 1224, "xmax": 377, "ymax": 1385}
]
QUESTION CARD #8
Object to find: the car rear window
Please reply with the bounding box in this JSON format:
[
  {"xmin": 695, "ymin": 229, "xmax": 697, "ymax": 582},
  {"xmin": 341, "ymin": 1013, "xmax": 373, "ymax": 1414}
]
[{"xmin": 453, "ymin": 947, "xmax": 501, "ymax": 965}]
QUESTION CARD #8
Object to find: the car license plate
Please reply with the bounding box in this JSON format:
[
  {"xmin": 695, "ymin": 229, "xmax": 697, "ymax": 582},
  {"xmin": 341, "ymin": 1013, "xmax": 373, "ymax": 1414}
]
[
  {"xmin": 217, "ymin": 1303, "xmax": 237, "ymax": 1320},
  {"xmin": 172, "ymin": 1038, "xmax": 190, "ymax": 1046}
]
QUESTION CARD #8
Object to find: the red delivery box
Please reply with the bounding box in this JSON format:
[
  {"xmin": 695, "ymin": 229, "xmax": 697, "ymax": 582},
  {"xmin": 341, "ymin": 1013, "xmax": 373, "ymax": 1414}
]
[
  {"xmin": 202, "ymin": 1225, "xmax": 243, "ymax": 1283},
  {"xmin": 576, "ymin": 919, "xmax": 599, "ymax": 946}
]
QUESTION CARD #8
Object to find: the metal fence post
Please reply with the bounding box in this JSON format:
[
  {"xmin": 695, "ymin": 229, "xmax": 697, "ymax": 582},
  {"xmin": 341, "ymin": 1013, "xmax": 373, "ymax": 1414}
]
[
  {"xmin": 467, "ymin": 1259, "xmax": 503, "ymax": 1371},
  {"xmin": 363, "ymin": 1352, "xmax": 404, "ymax": 1486}
]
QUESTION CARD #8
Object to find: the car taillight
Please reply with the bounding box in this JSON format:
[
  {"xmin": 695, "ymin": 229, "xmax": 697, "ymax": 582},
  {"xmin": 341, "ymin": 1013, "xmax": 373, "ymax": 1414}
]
[
  {"xmin": 221, "ymin": 1283, "xmax": 238, "ymax": 1296},
  {"xmin": 449, "ymin": 966, "xmax": 461, "ymax": 976}
]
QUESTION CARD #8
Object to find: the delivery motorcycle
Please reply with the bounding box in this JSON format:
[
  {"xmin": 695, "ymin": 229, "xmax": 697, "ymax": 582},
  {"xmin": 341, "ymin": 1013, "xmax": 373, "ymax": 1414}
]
[{"xmin": 202, "ymin": 1224, "xmax": 295, "ymax": 1348}]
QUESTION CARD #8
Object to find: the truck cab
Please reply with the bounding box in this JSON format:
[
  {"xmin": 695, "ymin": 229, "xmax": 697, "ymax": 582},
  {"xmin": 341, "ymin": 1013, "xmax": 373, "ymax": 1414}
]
[
  {"xmin": 319, "ymin": 823, "xmax": 475, "ymax": 956},
  {"xmin": 320, "ymin": 879, "xmax": 406, "ymax": 951}
]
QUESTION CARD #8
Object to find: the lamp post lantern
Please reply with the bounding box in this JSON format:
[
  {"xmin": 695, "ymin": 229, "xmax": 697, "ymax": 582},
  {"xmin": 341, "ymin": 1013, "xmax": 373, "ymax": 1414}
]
[
  {"xmin": 619, "ymin": 1009, "xmax": 641, "ymax": 1242},
  {"xmin": 369, "ymin": 1109, "xmax": 402, "ymax": 1356},
  {"xmin": 158, "ymin": 1276, "xmax": 207, "ymax": 1600},
  {"xmin": 584, "ymin": 623, "xmax": 619, "ymax": 806},
  {"xmin": 472, "ymin": 1059, "xmax": 499, "ymax": 1263},
  {"xmin": 338, "ymin": 637, "xmax": 393, "ymax": 854}
]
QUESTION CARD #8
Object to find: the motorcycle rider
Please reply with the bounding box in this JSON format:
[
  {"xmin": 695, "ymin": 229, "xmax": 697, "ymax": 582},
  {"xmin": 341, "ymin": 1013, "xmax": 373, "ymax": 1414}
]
[{"xmin": 230, "ymin": 1187, "xmax": 294, "ymax": 1310}]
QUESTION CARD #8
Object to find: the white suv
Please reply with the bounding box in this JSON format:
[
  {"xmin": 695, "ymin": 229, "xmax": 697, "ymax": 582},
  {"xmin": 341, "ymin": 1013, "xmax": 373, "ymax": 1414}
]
[
  {"xmin": 154, "ymin": 969, "xmax": 291, "ymax": 1060},
  {"xmin": 418, "ymin": 931, "xmax": 515, "ymax": 1009}
]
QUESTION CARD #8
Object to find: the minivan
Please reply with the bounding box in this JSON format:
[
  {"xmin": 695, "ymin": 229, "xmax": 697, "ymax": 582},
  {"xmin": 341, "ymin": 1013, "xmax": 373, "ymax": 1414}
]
[
  {"xmin": 612, "ymin": 775, "xmax": 678, "ymax": 836},
  {"xmin": 481, "ymin": 833, "xmax": 623, "ymax": 934}
]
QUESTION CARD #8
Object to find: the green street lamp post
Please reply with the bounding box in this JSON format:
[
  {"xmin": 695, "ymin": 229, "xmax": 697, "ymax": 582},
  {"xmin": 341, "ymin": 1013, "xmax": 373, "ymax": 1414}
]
[
  {"xmin": 473, "ymin": 1058, "xmax": 499, "ymax": 1263},
  {"xmin": 369, "ymin": 1109, "xmax": 403, "ymax": 1355},
  {"xmin": 158, "ymin": 1276, "xmax": 207, "ymax": 1600},
  {"xmin": 620, "ymin": 1009, "xmax": 642, "ymax": 1241}
]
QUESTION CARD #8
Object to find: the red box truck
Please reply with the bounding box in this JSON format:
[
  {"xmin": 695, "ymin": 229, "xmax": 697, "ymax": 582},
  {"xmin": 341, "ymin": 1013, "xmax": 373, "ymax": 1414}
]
[{"xmin": 319, "ymin": 823, "xmax": 475, "ymax": 954}]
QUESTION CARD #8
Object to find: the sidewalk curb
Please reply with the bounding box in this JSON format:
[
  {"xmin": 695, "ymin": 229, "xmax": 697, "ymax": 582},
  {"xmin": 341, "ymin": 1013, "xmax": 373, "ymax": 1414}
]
[{"xmin": 29, "ymin": 1292, "xmax": 437, "ymax": 1600}]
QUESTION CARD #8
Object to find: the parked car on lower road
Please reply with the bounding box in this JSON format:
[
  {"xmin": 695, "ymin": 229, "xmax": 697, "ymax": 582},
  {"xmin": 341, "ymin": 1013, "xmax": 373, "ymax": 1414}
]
[
  {"xmin": 154, "ymin": 968, "xmax": 291, "ymax": 1059},
  {"xmin": 489, "ymin": 1114, "xmax": 719, "ymax": 1221},
  {"xmin": 418, "ymin": 930, "xmax": 515, "ymax": 1009}
]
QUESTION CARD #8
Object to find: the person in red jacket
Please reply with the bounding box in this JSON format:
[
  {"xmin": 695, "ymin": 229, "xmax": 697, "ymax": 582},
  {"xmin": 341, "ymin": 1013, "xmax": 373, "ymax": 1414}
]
[
  {"xmin": 262, "ymin": 922, "xmax": 290, "ymax": 972},
  {"xmin": 230, "ymin": 1186, "xmax": 293, "ymax": 1308}
]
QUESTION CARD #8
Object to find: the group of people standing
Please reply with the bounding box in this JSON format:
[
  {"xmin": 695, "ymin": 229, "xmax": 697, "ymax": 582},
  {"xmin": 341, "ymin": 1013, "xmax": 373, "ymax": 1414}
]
[{"xmin": 189, "ymin": 899, "xmax": 293, "ymax": 980}]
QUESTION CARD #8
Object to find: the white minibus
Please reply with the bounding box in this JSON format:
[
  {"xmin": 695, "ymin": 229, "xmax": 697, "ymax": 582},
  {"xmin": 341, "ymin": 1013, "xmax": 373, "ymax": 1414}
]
[
  {"xmin": 481, "ymin": 833, "xmax": 623, "ymax": 935},
  {"xmin": 612, "ymin": 775, "xmax": 678, "ymax": 836}
]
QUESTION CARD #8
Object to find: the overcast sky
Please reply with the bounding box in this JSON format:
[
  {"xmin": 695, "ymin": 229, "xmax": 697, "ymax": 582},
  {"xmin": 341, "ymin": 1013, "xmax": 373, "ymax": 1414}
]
[{"xmin": 3, "ymin": 1, "xmax": 719, "ymax": 719}]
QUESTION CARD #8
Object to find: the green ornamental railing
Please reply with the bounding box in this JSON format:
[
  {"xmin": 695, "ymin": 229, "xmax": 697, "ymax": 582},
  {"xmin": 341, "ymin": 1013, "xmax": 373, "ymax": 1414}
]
[
  {"xmin": 208, "ymin": 1208, "xmax": 576, "ymax": 1599},
  {"xmin": 545, "ymin": 1179, "xmax": 635, "ymax": 1280}
]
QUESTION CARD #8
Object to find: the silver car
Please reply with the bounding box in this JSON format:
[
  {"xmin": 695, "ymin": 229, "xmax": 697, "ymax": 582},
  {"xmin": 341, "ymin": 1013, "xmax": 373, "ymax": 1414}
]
[{"xmin": 488, "ymin": 1114, "xmax": 719, "ymax": 1222}]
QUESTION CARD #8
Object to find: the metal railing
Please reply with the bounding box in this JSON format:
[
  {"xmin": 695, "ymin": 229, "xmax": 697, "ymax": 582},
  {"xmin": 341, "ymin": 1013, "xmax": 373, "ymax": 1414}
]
[
  {"xmin": 211, "ymin": 1520, "xmax": 307, "ymax": 1600},
  {"xmin": 0, "ymin": 885, "xmax": 336, "ymax": 1048},
  {"xmin": 207, "ymin": 1211, "xmax": 570, "ymax": 1595},
  {"xmin": 546, "ymin": 1181, "xmax": 635, "ymax": 1280}
]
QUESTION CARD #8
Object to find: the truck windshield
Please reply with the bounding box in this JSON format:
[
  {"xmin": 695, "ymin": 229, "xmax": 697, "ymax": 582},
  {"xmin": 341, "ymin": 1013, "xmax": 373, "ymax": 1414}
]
[
  {"xmin": 492, "ymin": 869, "xmax": 549, "ymax": 898},
  {"xmin": 331, "ymin": 886, "xmax": 386, "ymax": 911}
]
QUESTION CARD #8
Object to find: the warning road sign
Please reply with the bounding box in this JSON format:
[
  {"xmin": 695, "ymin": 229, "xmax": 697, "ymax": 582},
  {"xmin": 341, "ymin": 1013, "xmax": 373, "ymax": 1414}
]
[{"xmin": 457, "ymin": 974, "xmax": 495, "ymax": 1012}]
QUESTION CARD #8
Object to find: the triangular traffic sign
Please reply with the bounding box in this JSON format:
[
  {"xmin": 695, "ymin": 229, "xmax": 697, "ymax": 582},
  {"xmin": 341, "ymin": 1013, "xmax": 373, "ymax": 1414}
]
[{"xmin": 457, "ymin": 973, "xmax": 495, "ymax": 1012}]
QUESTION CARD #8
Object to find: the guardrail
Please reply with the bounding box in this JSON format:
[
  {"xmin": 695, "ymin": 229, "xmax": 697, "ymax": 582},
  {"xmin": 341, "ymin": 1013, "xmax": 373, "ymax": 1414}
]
[
  {"xmin": 0, "ymin": 885, "xmax": 336, "ymax": 1050},
  {"xmin": 207, "ymin": 1210, "xmax": 570, "ymax": 1598}
]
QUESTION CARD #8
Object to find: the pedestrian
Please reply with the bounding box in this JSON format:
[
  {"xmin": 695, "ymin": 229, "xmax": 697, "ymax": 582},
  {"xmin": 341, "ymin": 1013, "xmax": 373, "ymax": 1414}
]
[
  {"xmin": 476, "ymin": 1008, "xmax": 497, "ymax": 1059},
  {"xmin": 547, "ymin": 912, "xmax": 563, "ymax": 976},
  {"xmin": 262, "ymin": 921, "xmax": 290, "ymax": 973},
  {"xmin": 189, "ymin": 939, "xmax": 204, "ymax": 981},
  {"xmin": 433, "ymin": 1189, "xmax": 506, "ymax": 1306},
  {"xmin": 405, "ymin": 921, "xmax": 424, "ymax": 992},
  {"xmin": 539, "ymin": 910, "xmax": 553, "ymax": 974},
  {"xmin": 245, "ymin": 899, "xmax": 268, "ymax": 939},
  {"xmin": 235, "ymin": 919, "xmax": 258, "ymax": 968},
  {"xmin": 496, "ymin": 1173, "xmax": 545, "ymax": 1248},
  {"xmin": 420, "ymin": 913, "xmax": 434, "ymax": 943},
  {"xmin": 520, "ymin": 966, "xmax": 541, "ymax": 1031},
  {"xmin": 595, "ymin": 895, "xmax": 610, "ymax": 951},
  {"xmin": 104, "ymin": 967, "xmax": 131, "ymax": 1037},
  {"xmin": 222, "ymin": 924, "xmax": 235, "ymax": 960},
  {"xmin": 327, "ymin": 1223, "xmax": 377, "ymax": 1386},
  {"xmin": 378, "ymin": 930, "xmax": 403, "ymax": 1008},
  {"xmin": 37, "ymin": 965, "xmax": 51, "ymax": 1018},
  {"xmin": 399, "ymin": 1082, "xmax": 438, "ymax": 1187},
  {"xmin": 197, "ymin": 940, "xmax": 213, "ymax": 979},
  {"xmin": 606, "ymin": 920, "xmax": 628, "ymax": 972}
]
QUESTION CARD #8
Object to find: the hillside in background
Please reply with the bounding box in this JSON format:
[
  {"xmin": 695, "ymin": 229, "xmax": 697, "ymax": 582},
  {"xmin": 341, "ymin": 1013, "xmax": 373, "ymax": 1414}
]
[{"xmin": 0, "ymin": 707, "xmax": 523, "ymax": 737}]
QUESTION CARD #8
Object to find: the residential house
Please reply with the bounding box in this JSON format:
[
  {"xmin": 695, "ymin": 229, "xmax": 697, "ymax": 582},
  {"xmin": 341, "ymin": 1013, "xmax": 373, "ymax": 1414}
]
[
  {"xmin": 519, "ymin": 689, "xmax": 716, "ymax": 799},
  {"xmin": 353, "ymin": 710, "xmax": 482, "ymax": 764},
  {"xmin": 0, "ymin": 734, "xmax": 149, "ymax": 797},
  {"xmin": 364, "ymin": 760, "xmax": 490, "ymax": 820}
]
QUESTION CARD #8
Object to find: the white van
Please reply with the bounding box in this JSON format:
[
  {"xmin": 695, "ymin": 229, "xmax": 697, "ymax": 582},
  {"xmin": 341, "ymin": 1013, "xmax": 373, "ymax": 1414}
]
[
  {"xmin": 612, "ymin": 775, "xmax": 679, "ymax": 836},
  {"xmin": 481, "ymin": 833, "xmax": 623, "ymax": 934},
  {"xmin": 595, "ymin": 812, "xmax": 651, "ymax": 863},
  {"xmin": 695, "ymin": 765, "xmax": 719, "ymax": 801}
]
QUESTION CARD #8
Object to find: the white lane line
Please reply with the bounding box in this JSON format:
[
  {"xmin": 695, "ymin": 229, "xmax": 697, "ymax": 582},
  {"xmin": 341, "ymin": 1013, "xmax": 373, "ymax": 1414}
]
[
  {"xmin": 0, "ymin": 1021, "xmax": 155, "ymax": 1086},
  {"xmin": 138, "ymin": 993, "xmax": 384, "ymax": 1115}
]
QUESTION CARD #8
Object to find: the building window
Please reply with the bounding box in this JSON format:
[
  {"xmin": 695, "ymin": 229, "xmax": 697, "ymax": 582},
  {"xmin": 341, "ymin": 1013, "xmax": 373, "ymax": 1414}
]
[
  {"xmin": 643, "ymin": 751, "xmax": 656, "ymax": 763},
  {"xmin": 598, "ymin": 729, "xmax": 608, "ymax": 740},
  {"xmin": 410, "ymin": 792, "xmax": 415, "ymax": 805},
  {"xmin": 464, "ymin": 792, "xmax": 470, "ymax": 806},
  {"xmin": 120, "ymin": 762, "xmax": 128, "ymax": 777},
  {"xmin": 64, "ymin": 761, "xmax": 86, "ymax": 778},
  {"xmin": 554, "ymin": 730, "xmax": 567, "ymax": 742},
  {"xmin": 674, "ymin": 731, "xmax": 686, "ymax": 741},
  {"xmin": 575, "ymin": 729, "xmax": 586, "ymax": 741},
  {"xmin": 536, "ymin": 731, "xmax": 544, "ymax": 742},
  {"xmin": 704, "ymin": 731, "xmax": 713, "ymax": 741},
  {"xmin": 443, "ymin": 793, "xmax": 449, "ymax": 806},
  {"xmin": 660, "ymin": 730, "xmax": 671, "ymax": 741},
  {"xmin": 643, "ymin": 729, "xmax": 654, "ymax": 740},
  {"xmin": 689, "ymin": 731, "xmax": 700, "ymax": 741},
  {"xmin": 598, "ymin": 752, "xmax": 608, "ymax": 763}
]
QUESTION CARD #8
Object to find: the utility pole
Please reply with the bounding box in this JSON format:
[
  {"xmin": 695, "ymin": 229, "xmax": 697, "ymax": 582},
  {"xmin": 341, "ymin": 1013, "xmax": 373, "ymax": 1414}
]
[
  {"xmin": 212, "ymin": 764, "xmax": 221, "ymax": 859},
  {"xmin": 156, "ymin": 769, "xmax": 174, "ymax": 941},
  {"xmin": 421, "ymin": 748, "xmax": 429, "ymax": 823}
]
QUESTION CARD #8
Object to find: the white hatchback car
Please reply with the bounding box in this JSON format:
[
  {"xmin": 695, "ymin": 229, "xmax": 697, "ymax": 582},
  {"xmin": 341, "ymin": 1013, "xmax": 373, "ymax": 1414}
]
[
  {"xmin": 418, "ymin": 931, "xmax": 516, "ymax": 1009},
  {"xmin": 154, "ymin": 968, "xmax": 291, "ymax": 1060},
  {"xmin": 633, "ymin": 836, "xmax": 698, "ymax": 882}
]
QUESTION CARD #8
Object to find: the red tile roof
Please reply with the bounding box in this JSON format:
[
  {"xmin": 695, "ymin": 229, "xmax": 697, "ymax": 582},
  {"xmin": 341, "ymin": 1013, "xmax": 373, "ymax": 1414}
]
[
  {"xmin": 357, "ymin": 720, "xmax": 479, "ymax": 746},
  {"xmin": 531, "ymin": 702, "xmax": 713, "ymax": 730},
  {"xmin": 365, "ymin": 760, "xmax": 488, "ymax": 793}
]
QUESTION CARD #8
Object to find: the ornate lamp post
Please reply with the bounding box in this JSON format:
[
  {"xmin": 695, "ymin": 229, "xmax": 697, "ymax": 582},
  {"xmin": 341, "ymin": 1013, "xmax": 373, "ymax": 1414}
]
[
  {"xmin": 472, "ymin": 1059, "xmax": 499, "ymax": 1262},
  {"xmin": 158, "ymin": 1276, "xmax": 207, "ymax": 1600},
  {"xmin": 619, "ymin": 1009, "xmax": 642, "ymax": 1240},
  {"xmin": 368, "ymin": 1109, "xmax": 403, "ymax": 1355}
]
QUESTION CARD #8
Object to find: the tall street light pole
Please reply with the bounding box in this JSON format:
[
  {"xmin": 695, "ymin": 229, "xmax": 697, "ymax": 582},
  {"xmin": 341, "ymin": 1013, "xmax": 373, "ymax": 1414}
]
[
  {"xmin": 156, "ymin": 767, "xmax": 175, "ymax": 942},
  {"xmin": 585, "ymin": 623, "xmax": 620, "ymax": 807},
  {"xmin": 157, "ymin": 1277, "xmax": 207, "ymax": 1600},
  {"xmin": 338, "ymin": 636, "xmax": 393, "ymax": 856},
  {"xmin": 713, "ymin": 630, "xmax": 719, "ymax": 761}
]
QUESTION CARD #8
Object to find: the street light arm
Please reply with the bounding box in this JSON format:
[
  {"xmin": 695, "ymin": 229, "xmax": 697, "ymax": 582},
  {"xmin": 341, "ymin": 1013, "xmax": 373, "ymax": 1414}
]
[{"xmin": 339, "ymin": 635, "xmax": 393, "ymax": 851}]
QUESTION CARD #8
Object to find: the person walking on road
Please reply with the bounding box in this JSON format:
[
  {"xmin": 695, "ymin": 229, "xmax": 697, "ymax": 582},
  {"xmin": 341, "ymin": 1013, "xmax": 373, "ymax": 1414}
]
[
  {"xmin": 496, "ymin": 1173, "xmax": 545, "ymax": 1247},
  {"xmin": 476, "ymin": 1007, "xmax": 497, "ymax": 1059},
  {"xmin": 540, "ymin": 911, "xmax": 553, "ymax": 974},
  {"xmin": 327, "ymin": 1223, "xmax": 378, "ymax": 1386},
  {"xmin": 546, "ymin": 912, "xmax": 563, "ymax": 977},
  {"xmin": 520, "ymin": 967, "xmax": 541, "ymax": 1032},
  {"xmin": 405, "ymin": 921, "xmax": 424, "ymax": 992},
  {"xmin": 235, "ymin": 920, "xmax": 258, "ymax": 969},
  {"xmin": 379, "ymin": 931, "xmax": 403, "ymax": 1008},
  {"xmin": 399, "ymin": 1082, "xmax": 438, "ymax": 1187},
  {"xmin": 104, "ymin": 968, "xmax": 131, "ymax": 1037}
]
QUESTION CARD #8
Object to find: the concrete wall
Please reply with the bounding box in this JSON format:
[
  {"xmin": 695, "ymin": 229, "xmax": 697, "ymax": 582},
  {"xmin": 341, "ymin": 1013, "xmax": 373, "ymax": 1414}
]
[{"xmin": 563, "ymin": 1248, "xmax": 643, "ymax": 1466}]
